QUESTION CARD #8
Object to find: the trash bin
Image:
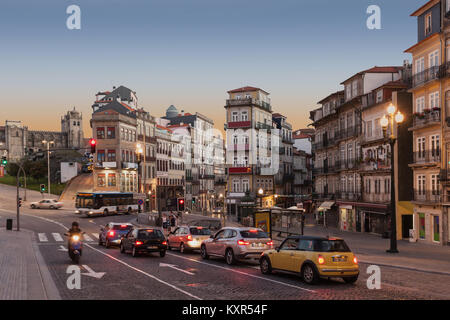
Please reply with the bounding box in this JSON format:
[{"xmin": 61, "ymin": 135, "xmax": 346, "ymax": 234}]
[{"xmin": 6, "ymin": 219, "xmax": 13, "ymax": 230}]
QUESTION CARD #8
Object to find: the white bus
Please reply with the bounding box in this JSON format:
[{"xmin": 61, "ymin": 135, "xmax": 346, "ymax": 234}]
[{"xmin": 75, "ymin": 192, "xmax": 141, "ymax": 217}]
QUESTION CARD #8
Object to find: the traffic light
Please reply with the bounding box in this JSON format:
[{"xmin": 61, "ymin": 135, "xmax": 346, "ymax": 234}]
[
  {"xmin": 89, "ymin": 138, "xmax": 97, "ymax": 154},
  {"xmin": 1, "ymin": 157, "xmax": 7, "ymax": 166},
  {"xmin": 177, "ymin": 198, "xmax": 185, "ymax": 211},
  {"xmin": 40, "ymin": 184, "xmax": 45, "ymax": 193},
  {"xmin": 18, "ymin": 197, "xmax": 22, "ymax": 208}
]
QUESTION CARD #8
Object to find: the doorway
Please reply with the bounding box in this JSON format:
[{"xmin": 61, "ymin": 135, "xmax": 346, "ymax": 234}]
[{"xmin": 401, "ymin": 215, "xmax": 413, "ymax": 239}]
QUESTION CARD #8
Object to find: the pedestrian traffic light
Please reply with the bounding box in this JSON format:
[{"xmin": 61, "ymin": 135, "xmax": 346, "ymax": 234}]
[
  {"xmin": 40, "ymin": 184, "xmax": 45, "ymax": 193},
  {"xmin": 89, "ymin": 138, "xmax": 97, "ymax": 154},
  {"xmin": 1, "ymin": 157, "xmax": 7, "ymax": 166},
  {"xmin": 18, "ymin": 197, "xmax": 22, "ymax": 208},
  {"xmin": 177, "ymin": 198, "xmax": 185, "ymax": 211}
]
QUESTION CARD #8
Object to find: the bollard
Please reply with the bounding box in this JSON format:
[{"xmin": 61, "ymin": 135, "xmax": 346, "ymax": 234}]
[{"xmin": 6, "ymin": 219, "xmax": 13, "ymax": 230}]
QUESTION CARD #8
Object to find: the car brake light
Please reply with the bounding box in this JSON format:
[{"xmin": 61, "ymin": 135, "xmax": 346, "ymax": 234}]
[
  {"xmin": 135, "ymin": 241, "xmax": 143, "ymax": 246},
  {"xmin": 353, "ymin": 256, "xmax": 358, "ymax": 264},
  {"xmin": 318, "ymin": 255, "xmax": 325, "ymax": 265},
  {"xmin": 238, "ymin": 240, "xmax": 249, "ymax": 245},
  {"xmin": 162, "ymin": 241, "xmax": 167, "ymax": 245},
  {"xmin": 197, "ymin": 227, "xmax": 203, "ymax": 229},
  {"xmin": 120, "ymin": 225, "xmax": 128, "ymax": 228},
  {"xmin": 187, "ymin": 235, "xmax": 193, "ymax": 241},
  {"xmin": 266, "ymin": 241, "xmax": 273, "ymax": 246},
  {"xmin": 108, "ymin": 231, "xmax": 115, "ymax": 237},
  {"xmin": 249, "ymin": 229, "xmax": 258, "ymax": 233}
]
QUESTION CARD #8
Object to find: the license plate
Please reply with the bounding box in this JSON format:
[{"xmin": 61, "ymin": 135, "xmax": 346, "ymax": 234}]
[
  {"xmin": 147, "ymin": 246, "xmax": 158, "ymax": 249},
  {"xmin": 332, "ymin": 256, "xmax": 347, "ymax": 262},
  {"xmin": 251, "ymin": 243, "xmax": 263, "ymax": 248}
]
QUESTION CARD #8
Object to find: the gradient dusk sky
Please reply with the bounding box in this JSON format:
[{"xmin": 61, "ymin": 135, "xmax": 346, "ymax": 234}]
[{"xmin": 0, "ymin": 0, "xmax": 425, "ymax": 136}]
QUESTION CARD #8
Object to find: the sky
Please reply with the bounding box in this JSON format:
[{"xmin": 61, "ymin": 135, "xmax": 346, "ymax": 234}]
[{"xmin": 0, "ymin": 0, "xmax": 426, "ymax": 136}]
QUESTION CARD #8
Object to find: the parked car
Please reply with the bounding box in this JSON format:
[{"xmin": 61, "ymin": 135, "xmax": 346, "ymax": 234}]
[
  {"xmin": 259, "ymin": 236, "xmax": 359, "ymax": 285},
  {"xmin": 200, "ymin": 227, "xmax": 273, "ymax": 265},
  {"xmin": 30, "ymin": 199, "xmax": 63, "ymax": 209},
  {"xmin": 120, "ymin": 228, "xmax": 167, "ymax": 257},
  {"xmin": 167, "ymin": 226, "xmax": 212, "ymax": 253},
  {"xmin": 98, "ymin": 223, "xmax": 133, "ymax": 248}
]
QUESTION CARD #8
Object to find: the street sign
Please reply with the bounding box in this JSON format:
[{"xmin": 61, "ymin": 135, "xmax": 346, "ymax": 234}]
[{"xmin": 138, "ymin": 199, "xmax": 144, "ymax": 205}]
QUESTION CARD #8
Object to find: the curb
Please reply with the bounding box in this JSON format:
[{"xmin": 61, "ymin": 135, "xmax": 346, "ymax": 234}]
[
  {"xmin": 31, "ymin": 233, "xmax": 61, "ymax": 300},
  {"xmin": 357, "ymin": 259, "xmax": 450, "ymax": 276}
]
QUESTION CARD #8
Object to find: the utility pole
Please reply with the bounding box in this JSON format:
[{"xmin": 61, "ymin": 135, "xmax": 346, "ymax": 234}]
[{"xmin": 43, "ymin": 140, "xmax": 54, "ymax": 196}]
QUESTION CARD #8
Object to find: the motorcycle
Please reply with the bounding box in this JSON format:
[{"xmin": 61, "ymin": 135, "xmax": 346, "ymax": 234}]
[{"xmin": 64, "ymin": 232, "xmax": 85, "ymax": 264}]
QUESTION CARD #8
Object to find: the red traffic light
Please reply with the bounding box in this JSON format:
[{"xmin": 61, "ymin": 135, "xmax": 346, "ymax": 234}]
[
  {"xmin": 179, "ymin": 199, "xmax": 184, "ymax": 204},
  {"xmin": 90, "ymin": 139, "xmax": 97, "ymax": 146}
]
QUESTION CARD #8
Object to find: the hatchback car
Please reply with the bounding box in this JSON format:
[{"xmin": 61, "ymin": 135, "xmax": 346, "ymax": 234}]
[
  {"xmin": 259, "ymin": 236, "xmax": 359, "ymax": 284},
  {"xmin": 98, "ymin": 223, "xmax": 133, "ymax": 248},
  {"xmin": 30, "ymin": 199, "xmax": 63, "ymax": 209},
  {"xmin": 120, "ymin": 228, "xmax": 167, "ymax": 257},
  {"xmin": 167, "ymin": 226, "xmax": 212, "ymax": 253},
  {"xmin": 200, "ymin": 227, "xmax": 273, "ymax": 265}
]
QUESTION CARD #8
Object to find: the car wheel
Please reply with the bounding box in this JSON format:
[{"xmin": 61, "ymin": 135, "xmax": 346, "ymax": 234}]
[
  {"xmin": 167, "ymin": 240, "xmax": 173, "ymax": 251},
  {"xmin": 225, "ymin": 248, "xmax": 236, "ymax": 265},
  {"xmin": 302, "ymin": 263, "xmax": 319, "ymax": 285},
  {"xmin": 120, "ymin": 244, "xmax": 125, "ymax": 254},
  {"xmin": 159, "ymin": 250, "xmax": 166, "ymax": 258},
  {"xmin": 105, "ymin": 239, "xmax": 111, "ymax": 249},
  {"xmin": 200, "ymin": 245, "xmax": 209, "ymax": 259},
  {"xmin": 31, "ymin": 204, "xmax": 36, "ymax": 209},
  {"xmin": 132, "ymin": 246, "xmax": 138, "ymax": 257},
  {"xmin": 104, "ymin": 209, "xmax": 109, "ymax": 216},
  {"xmin": 180, "ymin": 243, "xmax": 185, "ymax": 253},
  {"xmin": 343, "ymin": 276, "xmax": 358, "ymax": 284},
  {"xmin": 260, "ymin": 256, "xmax": 272, "ymax": 275}
]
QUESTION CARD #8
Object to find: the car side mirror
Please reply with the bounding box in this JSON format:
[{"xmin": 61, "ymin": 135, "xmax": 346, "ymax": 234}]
[{"xmin": 276, "ymin": 247, "xmax": 280, "ymax": 252}]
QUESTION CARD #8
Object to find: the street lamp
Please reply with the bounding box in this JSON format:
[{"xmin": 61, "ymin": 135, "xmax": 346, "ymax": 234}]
[
  {"xmin": 136, "ymin": 143, "xmax": 143, "ymax": 194},
  {"xmin": 380, "ymin": 103, "xmax": 404, "ymax": 254},
  {"xmin": 42, "ymin": 140, "xmax": 54, "ymax": 196},
  {"xmin": 258, "ymin": 188, "xmax": 264, "ymax": 208}
]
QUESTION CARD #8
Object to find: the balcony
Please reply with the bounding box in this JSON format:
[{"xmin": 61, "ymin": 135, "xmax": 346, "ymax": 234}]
[
  {"xmin": 226, "ymin": 98, "xmax": 272, "ymax": 112},
  {"xmin": 413, "ymin": 190, "xmax": 441, "ymax": 203},
  {"xmin": 215, "ymin": 178, "xmax": 227, "ymax": 185},
  {"xmin": 313, "ymin": 165, "xmax": 339, "ymax": 175},
  {"xmin": 411, "ymin": 65, "xmax": 442, "ymax": 88},
  {"xmin": 226, "ymin": 121, "xmax": 252, "ymax": 129},
  {"xmin": 412, "ymin": 150, "xmax": 440, "ymax": 166},
  {"xmin": 312, "ymin": 137, "xmax": 336, "ymax": 151},
  {"xmin": 363, "ymin": 193, "xmax": 390, "ymax": 203},
  {"xmin": 231, "ymin": 144, "xmax": 250, "ymax": 151},
  {"xmin": 411, "ymin": 109, "xmax": 440, "ymax": 129},
  {"xmin": 228, "ymin": 166, "xmax": 252, "ymax": 174},
  {"xmin": 122, "ymin": 162, "xmax": 138, "ymax": 170},
  {"xmin": 359, "ymin": 158, "xmax": 391, "ymax": 172},
  {"xmin": 199, "ymin": 174, "xmax": 215, "ymax": 180},
  {"xmin": 137, "ymin": 134, "xmax": 157, "ymax": 144},
  {"xmin": 336, "ymin": 192, "xmax": 362, "ymax": 201},
  {"xmin": 336, "ymin": 158, "xmax": 362, "ymax": 171},
  {"xmin": 336, "ymin": 125, "xmax": 361, "ymax": 141},
  {"xmin": 255, "ymin": 122, "xmax": 273, "ymax": 130}
]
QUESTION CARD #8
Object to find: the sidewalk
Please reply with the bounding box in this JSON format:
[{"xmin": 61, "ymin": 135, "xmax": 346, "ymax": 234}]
[
  {"xmin": 0, "ymin": 229, "xmax": 60, "ymax": 300},
  {"xmin": 271, "ymin": 224, "xmax": 450, "ymax": 275}
]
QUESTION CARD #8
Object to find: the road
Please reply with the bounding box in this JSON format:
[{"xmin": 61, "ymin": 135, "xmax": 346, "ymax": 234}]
[{"xmin": 0, "ymin": 184, "xmax": 449, "ymax": 300}]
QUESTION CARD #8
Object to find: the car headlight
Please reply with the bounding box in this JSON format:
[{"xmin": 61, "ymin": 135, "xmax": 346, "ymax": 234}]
[
  {"xmin": 72, "ymin": 235, "xmax": 80, "ymax": 241},
  {"xmin": 75, "ymin": 210, "xmax": 80, "ymax": 214}
]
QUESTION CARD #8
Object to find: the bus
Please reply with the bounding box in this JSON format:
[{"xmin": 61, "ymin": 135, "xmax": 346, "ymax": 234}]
[{"xmin": 75, "ymin": 192, "xmax": 141, "ymax": 217}]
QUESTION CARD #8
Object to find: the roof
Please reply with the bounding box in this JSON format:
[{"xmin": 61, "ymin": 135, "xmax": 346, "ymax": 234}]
[
  {"xmin": 404, "ymin": 33, "xmax": 440, "ymax": 53},
  {"xmin": 340, "ymin": 66, "xmax": 403, "ymax": 84},
  {"xmin": 227, "ymin": 86, "xmax": 269, "ymax": 95},
  {"xmin": 101, "ymin": 86, "xmax": 135, "ymax": 102},
  {"xmin": 93, "ymin": 100, "xmax": 136, "ymax": 118},
  {"xmin": 156, "ymin": 124, "xmax": 173, "ymax": 133},
  {"xmin": 373, "ymin": 79, "xmax": 408, "ymax": 91},
  {"xmin": 317, "ymin": 90, "xmax": 344, "ymax": 105},
  {"xmin": 410, "ymin": 0, "xmax": 439, "ymax": 17},
  {"xmin": 272, "ymin": 113, "xmax": 285, "ymax": 118}
]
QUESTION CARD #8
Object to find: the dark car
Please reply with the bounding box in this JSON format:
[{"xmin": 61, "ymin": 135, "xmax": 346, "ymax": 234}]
[
  {"xmin": 99, "ymin": 223, "xmax": 133, "ymax": 248},
  {"xmin": 120, "ymin": 228, "xmax": 167, "ymax": 257}
]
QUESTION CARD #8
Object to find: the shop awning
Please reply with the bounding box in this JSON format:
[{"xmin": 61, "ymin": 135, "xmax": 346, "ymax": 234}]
[
  {"xmin": 318, "ymin": 201, "xmax": 335, "ymax": 211},
  {"xmin": 340, "ymin": 205, "xmax": 352, "ymax": 210}
]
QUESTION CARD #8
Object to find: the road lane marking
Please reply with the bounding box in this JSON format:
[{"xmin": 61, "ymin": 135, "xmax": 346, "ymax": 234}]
[
  {"xmin": 83, "ymin": 234, "xmax": 93, "ymax": 242},
  {"xmin": 38, "ymin": 233, "xmax": 48, "ymax": 242},
  {"xmin": 167, "ymin": 253, "xmax": 316, "ymax": 293},
  {"xmin": 84, "ymin": 243, "xmax": 202, "ymax": 300},
  {"xmin": 81, "ymin": 265, "xmax": 106, "ymax": 279},
  {"xmin": 91, "ymin": 233, "xmax": 99, "ymax": 239},
  {"xmin": 58, "ymin": 245, "xmax": 68, "ymax": 252},
  {"xmin": 52, "ymin": 233, "xmax": 63, "ymax": 242},
  {"xmin": 160, "ymin": 263, "xmax": 195, "ymax": 275}
]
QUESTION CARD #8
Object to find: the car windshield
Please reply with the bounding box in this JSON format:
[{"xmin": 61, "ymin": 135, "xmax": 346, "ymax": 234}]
[
  {"xmin": 138, "ymin": 229, "xmax": 164, "ymax": 239},
  {"xmin": 317, "ymin": 240, "xmax": 351, "ymax": 252},
  {"xmin": 190, "ymin": 227, "xmax": 211, "ymax": 236},
  {"xmin": 112, "ymin": 225, "xmax": 132, "ymax": 231},
  {"xmin": 240, "ymin": 230, "xmax": 269, "ymax": 239}
]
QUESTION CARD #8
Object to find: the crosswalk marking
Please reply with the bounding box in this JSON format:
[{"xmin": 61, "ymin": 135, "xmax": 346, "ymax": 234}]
[
  {"xmin": 91, "ymin": 233, "xmax": 99, "ymax": 239},
  {"xmin": 38, "ymin": 233, "xmax": 48, "ymax": 242},
  {"xmin": 52, "ymin": 233, "xmax": 63, "ymax": 242},
  {"xmin": 83, "ymin": 234, "xmax": 93, "ymax": 242}
]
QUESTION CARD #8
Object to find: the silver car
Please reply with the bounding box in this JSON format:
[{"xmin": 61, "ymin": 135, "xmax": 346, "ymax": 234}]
[
  {"xmin": 200, "ymin": 227, "xmax": 273, "ymax": 265},
  {"xmin": 30, "ymin": 199, "xmax": 63, "ymax": 209}
]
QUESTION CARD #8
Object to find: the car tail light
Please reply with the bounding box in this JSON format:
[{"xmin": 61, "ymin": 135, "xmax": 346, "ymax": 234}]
[
  {"xmin": 266, "ymin": 241, "xmax": 273, "ymax": 246},
  {"xmin": 135, "ymin": 241, "xmax": 143, "ymax": 246},
  {"xmin": 318, "ymin": 255, "xmax": 325, "ymax": 265},
  {"xmin": 162, "ymin": 241, "xmax": 167, "ymax": 245},
  {"xmin": 237, "ymin": 240, "xmax": 249, "ymax": 246},
  {"xmin": 353, "ymin": 256, "xmax": 358, "ymax": 264},
  {"xmin": 187, "ymin": 235, "xmax": 193, "ymax": 241},
  {"xmin": 108, "ymin": 231, "xmax": 115, "ymax": 237},
  {"xmin": 249, "ymin": 229, "xmax": 258, "ymax": 233}
]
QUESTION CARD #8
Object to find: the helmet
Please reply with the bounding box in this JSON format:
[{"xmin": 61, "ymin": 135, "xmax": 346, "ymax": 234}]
[{"xmin": 72, "ymin": 221, "xmax": 79, "ymax": 227}]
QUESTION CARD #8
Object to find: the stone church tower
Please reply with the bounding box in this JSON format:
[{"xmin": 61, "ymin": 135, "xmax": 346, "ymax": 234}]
[{"xmin": 61, "ymin": 107, "xmax": 84, "ymax": 149}]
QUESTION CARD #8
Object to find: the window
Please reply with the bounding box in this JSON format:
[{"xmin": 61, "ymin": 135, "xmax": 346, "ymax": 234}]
[
  {"xmin": 352, "ymin": 80, "xmax": 358, "ymax": 98},
  {"xmin": 241, "ymin": 111, "xmax": 248, "ymax": 121},
  {"xmin": 242, "ymin": 179, "xmax": 249, "ymax": 192},
  {"xmin": 425, "ymin": 13, "xmax": 432, "ymax": 35},
  {"xmin": 107, "ymin": 127, "xmax": 115, "ymax": 139},
  {"xmin": 280, "ymin": 238, "xmax": 299, "ymax": 250},
  {"xmin": 233, "ymin": 179, "xmax": 240, "ymax": 192},
  {"xmin": 429, "ymin": 50, "xmax": 439, "ymax": 68},
  {"xmin": 429, "ymin": 92, "xmax": 439, "ymax": 110},
  {"xmin": 376, "ymin": 90, "xmax": 383, "ymax": 103},
  {"xmin": 417, "ymin": 175, "xmax": 426, "ymax": 195},
  {"xmin": 107, "ymin": 150, "xmax": 116, "ymax": 162},
  {"xmin": 232, "ymin": 112, "xmax": 239, "ymax": 122},
  {"xmin": 415, "ymin": 57, "xmax": 425, "ymax": 75},
  {"xmin": 97, "ymin": 150, "xmax": 105, "ymax": 162},
  {"xmin": 431, "ymin": 174, "xmax": 439, "ymax": 195},
  {"xmin": 366, "ymin": 120, "xmax": 373, "ymax": 138},
  {"xmin": 96, "ymin": 127, "xmax": 105, "ymax": 139},
  {"xmin": 430, "ymin": 135, "xmax": 440, "ymax": 156},
  {"xmin": 417, "ymin": 137, "xmax": 426, "ymax": 159},
  {"xmin": 97, "ymin": 174, "xmax": 106, "ymax": 187},
  {"xmin": 345, "ymin": 85, "xmax": 351, "ymax": 101},
  {"xmin": 108, "ymin": 174, "xmax": 116, "ymax": 187},
  {"xmin": 416, "ymin": 96, "xmax": 425, "ymax": 113}
]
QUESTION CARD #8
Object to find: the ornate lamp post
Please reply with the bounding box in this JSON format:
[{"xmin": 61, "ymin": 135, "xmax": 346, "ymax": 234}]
[
  {"xmin": 136, "ymin": 143, "xmax": 143, "ymax": 194},
  {"xmin": 258, "ymin": 188, "xmax": 264, "ymax": 208},
  {"xmin": 380, "ymin": 103, "xmax": 404, "ymax": 254}
]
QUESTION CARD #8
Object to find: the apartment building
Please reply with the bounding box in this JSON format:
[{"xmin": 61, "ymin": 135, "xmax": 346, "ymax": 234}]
[
  {"xmin": 293, "ymin": 149, "xmax": 313, "ymax": 212},
  {"xmin": 405, "ymin": 0, "xmax": 450, "ymax": 245},
  {"xmin": 311, "ymin": 66, "xmax": 409, "ymax": 233},
  {"xmin": 224, "ymin": 86, "xmax": 276, "ymax": 221}
]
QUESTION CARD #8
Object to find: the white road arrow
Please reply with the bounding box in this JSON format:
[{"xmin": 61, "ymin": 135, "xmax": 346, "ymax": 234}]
[
  {"xmin": 81, "ymin": 265, "xmax": 106, "ymax": 279},
  {"xmin": 159, "ymin": 263, "xmax": 195, "ymax": 275},
  {"xmin": 58, "ymin": 245, "xmax": 68, "ymax": 252}
]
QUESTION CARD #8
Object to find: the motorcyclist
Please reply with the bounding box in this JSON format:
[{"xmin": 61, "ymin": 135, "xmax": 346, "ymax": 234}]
[{"xmin": 67, "ymin": 221, "xmax": 82, "ymax": 236}]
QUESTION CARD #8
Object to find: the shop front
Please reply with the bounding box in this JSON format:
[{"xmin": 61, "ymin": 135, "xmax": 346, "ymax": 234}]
[
  {"xmin": 339, "ymin": 205, "xmax": 355, "ymax": 232},
  {"xmin": 414, "ymin": 205, "xmax": 443, "ymax": 245}
]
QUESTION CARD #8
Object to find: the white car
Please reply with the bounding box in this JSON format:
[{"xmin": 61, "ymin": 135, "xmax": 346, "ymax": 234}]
[{"xmin": 30, "ymin": 199, "xmax": 63, "ymax": 209}]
